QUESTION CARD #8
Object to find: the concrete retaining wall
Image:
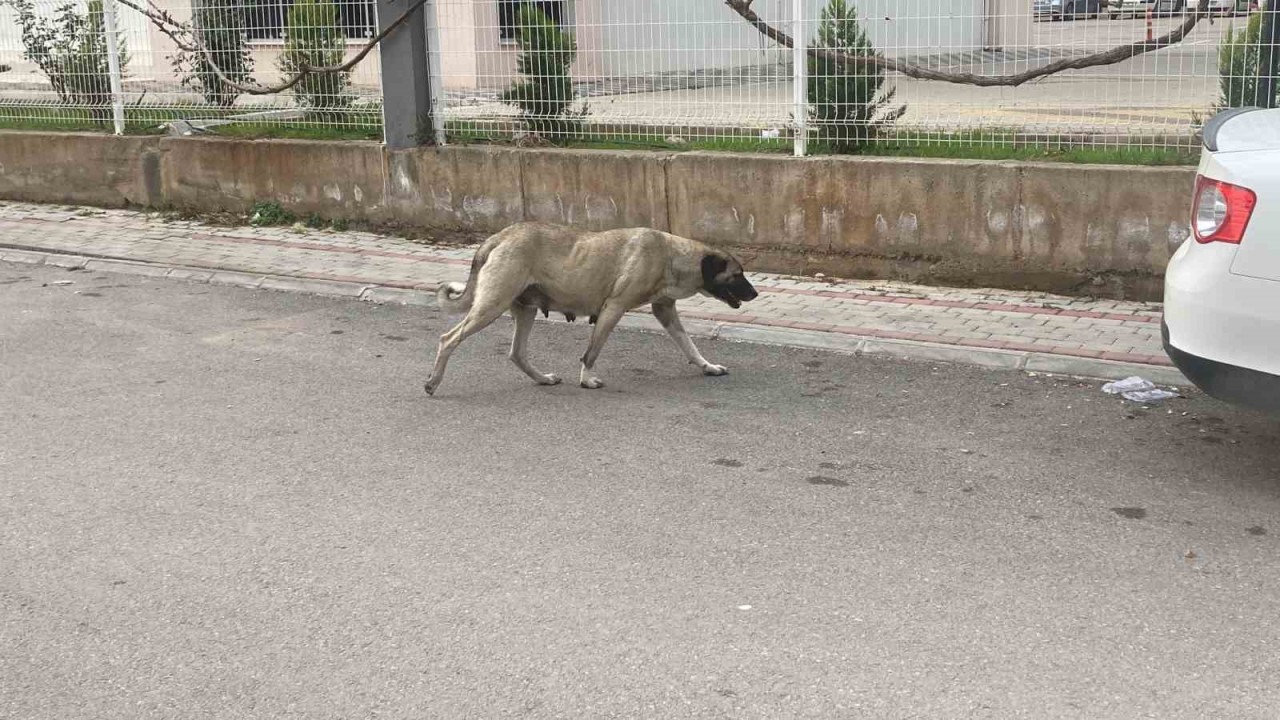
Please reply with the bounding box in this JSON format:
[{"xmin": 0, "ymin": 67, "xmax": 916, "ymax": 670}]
[
  {"xmin": 0, "ymin": 133, "xmax": 164, "ymax": 208},
  {"xmin": 0, "ymin": 131, "xmax": 1194, "ymax": 299}
]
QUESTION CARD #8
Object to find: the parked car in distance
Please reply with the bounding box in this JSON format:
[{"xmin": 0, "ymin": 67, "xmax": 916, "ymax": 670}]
[
  {"xmin": 1109, "ymin": 0, "xmax": 1160, "ymax": 17},
  {"xmin": 1110, "ymin": 0, "xmax": 1250, "ymax": 17},
  {"xmin": 1207, "ymin": 0, "xmax": 1255, "ymax": 15},
  {"xmin": 1033, "ymin": 0, "xmax": 1105, "ymax": 20},
  {"xmin": 1162, "ymin": 107, "xmax": 1280, "ymax": 414}
]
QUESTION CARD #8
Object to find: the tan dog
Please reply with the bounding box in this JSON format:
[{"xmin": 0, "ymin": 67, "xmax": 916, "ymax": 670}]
[{"xmin": 425, "ymin": 222, "xmax": 759, "ymax": 395}]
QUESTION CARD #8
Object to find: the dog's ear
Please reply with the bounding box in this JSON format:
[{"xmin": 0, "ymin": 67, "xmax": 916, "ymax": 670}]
[{"xmin": 701, "ymin": 254, "xmax": 728, "ymax": 286}]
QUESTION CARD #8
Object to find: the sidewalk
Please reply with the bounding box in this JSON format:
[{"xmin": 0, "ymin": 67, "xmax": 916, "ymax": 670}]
[{"xmin": 0, "ymin": 201, "xmax": 1182, "ymax": 385}]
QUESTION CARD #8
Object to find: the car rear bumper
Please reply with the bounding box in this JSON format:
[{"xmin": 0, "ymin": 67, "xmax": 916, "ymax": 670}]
[
  {"xmin": 1164, "ymin": 237, "xmax": 1280, "ymax": 376},
  {"xmin": 1164, "ymin": 321, "xmax": 1280, "ymax": 414}
]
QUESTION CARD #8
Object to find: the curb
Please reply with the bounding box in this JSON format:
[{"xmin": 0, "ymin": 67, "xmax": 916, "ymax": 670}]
[{"xmin": 2, "ymin": 248, "xmax": 1188, "ymax": 386}]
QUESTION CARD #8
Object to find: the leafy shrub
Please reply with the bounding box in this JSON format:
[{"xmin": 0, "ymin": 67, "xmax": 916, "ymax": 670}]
[
  {"xmin": 499, "ymin": 4, "xmax": 586, "ymax": 142},
  {"xmin": 11, "ymin": 0, "xmax": 130, "ymax": 124},
  {"xmin": 249, "ymin": 200, "xmax": 295, "ymax": 226},
  {"xmin": 807, "ymin": 0, "xmax": 905, "ymax": 152},
  {"xmin": 170, "ymin": 0, "xmax": 254, "ymax": 107},
  {"xmin": 1218, "ymin": 12, "xmax": 1276, "ymax": 108},
  {"xmin": 277, "ymin": 0, "xmax": 354, "ymax": 119}
]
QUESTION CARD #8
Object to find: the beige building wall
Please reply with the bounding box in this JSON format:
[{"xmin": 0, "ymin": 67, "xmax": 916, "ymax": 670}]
[
  {"xmin": 3, "ymin": 0, "xmax": 1024, "ymax": 97},
  {"xmin": 983, "ymin": 0, "xmax": 1034, "ymax": 51}
]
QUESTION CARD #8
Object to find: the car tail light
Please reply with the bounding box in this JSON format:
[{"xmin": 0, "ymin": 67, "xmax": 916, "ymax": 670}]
[{"xmin": 1193, "ymin": 175, "xmax": 1256, "ymax": 244}]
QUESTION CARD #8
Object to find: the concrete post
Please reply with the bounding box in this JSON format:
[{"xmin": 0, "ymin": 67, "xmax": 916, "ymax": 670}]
[{"xmin": 376, "ymin": 0, "xmax": 433, "ymax": 148}]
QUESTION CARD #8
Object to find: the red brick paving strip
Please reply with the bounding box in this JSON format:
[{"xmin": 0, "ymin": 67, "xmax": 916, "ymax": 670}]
[{"xmin": 0, "ymin": 203, "xmax": 1170, "ymax": 368}]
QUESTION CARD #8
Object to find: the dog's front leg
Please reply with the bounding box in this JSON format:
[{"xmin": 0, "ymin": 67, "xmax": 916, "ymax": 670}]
[
  {"xmin": 652, "ymin": 301, "xmax": 727, "ymax": 376},
  {"xmin": 578, "ymin": 302, "xmax": 628, "ymax": 389}
]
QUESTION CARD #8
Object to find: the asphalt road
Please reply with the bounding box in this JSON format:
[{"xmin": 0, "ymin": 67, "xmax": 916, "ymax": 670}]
[{"xmin": 4, "ymin": 262, "xmax": 1280, "ymax": 719}]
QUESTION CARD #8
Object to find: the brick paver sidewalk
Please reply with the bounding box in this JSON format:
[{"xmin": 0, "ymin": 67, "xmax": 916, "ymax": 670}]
[{"xmin": 0, "ymin": 201, "xmax": 1175, "ymax": 379}]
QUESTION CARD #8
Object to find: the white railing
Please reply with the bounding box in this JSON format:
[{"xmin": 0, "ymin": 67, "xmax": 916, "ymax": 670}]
[{"xmin": 0, "ymin": 0, "xmax": 1275, "ymax": 153}]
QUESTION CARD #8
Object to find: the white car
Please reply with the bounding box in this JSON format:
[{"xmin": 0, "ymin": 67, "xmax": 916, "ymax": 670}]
[
  {"xmin": 1163, "ymin": 107, "xmax": 1280, "ymax": 413},
  {"xmin": 1109, "ymin": 0, "xmax": 1169, "ymax": 17},
  {"xmin": 1207, "ymin": 0, "xmax": 1254, "ymax": 15}
]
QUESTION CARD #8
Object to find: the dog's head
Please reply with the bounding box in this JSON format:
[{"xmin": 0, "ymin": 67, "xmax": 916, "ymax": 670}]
[{"xmin": 701, "ymin": 253, "xmax": 758, "ymax": 309}]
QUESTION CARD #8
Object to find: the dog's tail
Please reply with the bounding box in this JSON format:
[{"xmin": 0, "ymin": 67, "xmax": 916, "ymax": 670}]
[
  {"xmin": 435, "ymin": 239, "xmax": 495, "ymax": 314},
  {"xmin": 436, "ymin": 279, "xmax": 471, "ymax": 313}
]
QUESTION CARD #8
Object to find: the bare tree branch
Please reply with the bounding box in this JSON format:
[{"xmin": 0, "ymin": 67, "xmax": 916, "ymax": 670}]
[
  {"xmin": 114, "ymin": 0, "xmax": 430, "ymax": 95},
  {"xmin": 102, "ymin": 0, "xmax": 1218, "ymax": 98},
  {"xmin": 724, "ymin": 0, "xmax": 1213, "ymax": 87}
]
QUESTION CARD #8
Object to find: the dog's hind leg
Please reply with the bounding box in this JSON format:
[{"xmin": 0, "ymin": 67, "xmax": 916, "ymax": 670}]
[
  {"xmin": 424, "ymin": 299, "xmax": 508, "ymax": 396},
  {"xmin": 509, "ymin": 302, "xmax": 561, "ymax": 386},
  {"xmin": 578, "ymin": 301, "xmax": 629, "ymax": 390},
  {"xmin": 652, "ymin": 300, "xmax": 728, "ymax": 376}
]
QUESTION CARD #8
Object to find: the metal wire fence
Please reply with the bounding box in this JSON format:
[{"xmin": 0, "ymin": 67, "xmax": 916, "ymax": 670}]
[
  {"xmin": 0, "ymin": 0, "xmax": 1276, "ymax": 152},
  {"xmin": 0, "ymin": 0, "xmax": 385, "ymax": 133}
]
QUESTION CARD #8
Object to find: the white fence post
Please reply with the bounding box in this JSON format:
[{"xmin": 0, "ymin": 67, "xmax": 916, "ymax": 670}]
[
  {"xmin": 424, "ymin": 0, "xmax": 446, "ymax": 145},
  {"xmin": 792, "ymin": 0, "xmax": 807, "ymax": 157},
  {"xmin": 101, "ymin": 0, "xmax": 126, "ymax": 135}
]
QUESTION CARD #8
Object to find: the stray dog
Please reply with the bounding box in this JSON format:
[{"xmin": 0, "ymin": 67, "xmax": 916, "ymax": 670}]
[{"xmin": 424, "ymin": 222, "xmax": 758, "ymax": 395}]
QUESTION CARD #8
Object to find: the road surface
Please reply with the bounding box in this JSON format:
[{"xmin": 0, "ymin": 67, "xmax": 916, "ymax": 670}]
[{"xmin": 4, "ymin": 262, "xmax": 1280, "ymax": 719}]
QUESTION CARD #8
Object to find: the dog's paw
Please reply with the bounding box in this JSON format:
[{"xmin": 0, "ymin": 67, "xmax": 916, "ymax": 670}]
[
  {"xmin": 580, "ymin": 377, "xmax": 605, "ymax": 389},
  {"xmin": 702, "ymin": 363, "xmax": 729, "ymax": 376},
  {"xmin": 537, "ymin": 373, "xmax": 562, "ymax": 386},
  {"xmin": 423, "ymin": 378, "xmax": 438, "ymax": 396}
]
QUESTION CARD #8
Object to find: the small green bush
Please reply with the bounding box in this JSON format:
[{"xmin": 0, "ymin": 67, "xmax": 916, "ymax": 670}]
[
  {"xmin": 807, "ymin": 0, "xmax": 905, "ymax": 152},
  {"xmin": 170, "ymin": 0, "xmax": 254, "ymax": 107},
  {"xmin": 277, "ymin": 0, "xmax": 354, "ymax": 119},
  {"xmin": 249, "ymin": 200, "xmax": 295, "ymax": 226},
  {"xmin": 499, "ymin": 5, "xmax": 586, "ymax": 142},
  {"xmin": 1218, "ymin": 13, "xmax": 1276, "ymax": 109},
  {"xmin": 11, "ymin": 0, "xmax": 130, "ymax": 124}
]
